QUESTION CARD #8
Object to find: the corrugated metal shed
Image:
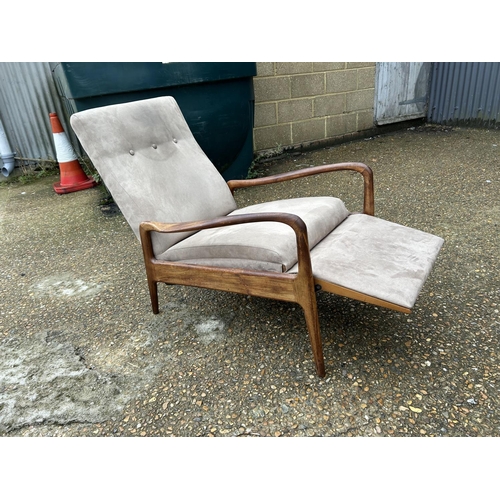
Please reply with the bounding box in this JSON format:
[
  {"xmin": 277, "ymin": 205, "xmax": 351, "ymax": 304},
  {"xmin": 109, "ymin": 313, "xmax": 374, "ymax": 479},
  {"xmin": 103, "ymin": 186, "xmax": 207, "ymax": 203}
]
[
  {"xmin": 0, "ymin": 62, "xmax": 81, "ymax": 165},
  {"xmin": 428, "ymin": 62, "xmax": 500, "ymax": 128}
]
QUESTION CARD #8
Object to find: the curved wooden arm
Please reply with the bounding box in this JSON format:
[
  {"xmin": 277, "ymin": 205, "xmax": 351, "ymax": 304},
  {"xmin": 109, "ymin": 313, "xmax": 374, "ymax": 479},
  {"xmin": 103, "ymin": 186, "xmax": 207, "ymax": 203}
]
[
  {"xmin": 139, "ymin": 212, "xmax": 314, "ymax": 278},
  {"xmin": 139, "ymin": 211, "xmax": 324, "ymax": 376},
  {"xmin": 227, "ymin": 162, "xmax": 374, "ymax": 216}
]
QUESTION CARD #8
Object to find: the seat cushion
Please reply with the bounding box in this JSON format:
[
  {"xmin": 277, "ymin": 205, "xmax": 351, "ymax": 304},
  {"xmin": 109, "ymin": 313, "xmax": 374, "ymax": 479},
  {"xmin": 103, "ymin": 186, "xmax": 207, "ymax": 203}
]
[
  {"xmin": 288, "ymin": 214, "xmax": 444, "ymax": 309},
  {"xmin": 157, "ymin": 197, "xmax": 349, "ymax": 272}
]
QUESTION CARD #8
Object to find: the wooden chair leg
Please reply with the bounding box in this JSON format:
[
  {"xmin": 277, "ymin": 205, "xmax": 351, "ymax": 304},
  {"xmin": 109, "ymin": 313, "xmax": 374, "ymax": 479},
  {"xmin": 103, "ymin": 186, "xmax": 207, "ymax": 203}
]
[
  {"xmin": 299, "ymin": 294, "xmax": 325, "ymax": 377},
  {"xmin": 147, "ymin": 279, "xmax": 159, "ymax": 314}
]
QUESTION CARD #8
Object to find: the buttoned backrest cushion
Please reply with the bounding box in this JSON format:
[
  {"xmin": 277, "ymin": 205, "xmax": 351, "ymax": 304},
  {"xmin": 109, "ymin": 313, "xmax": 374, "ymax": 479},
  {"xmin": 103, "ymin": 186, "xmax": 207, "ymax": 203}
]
[{"xmin": 70, "ymin": 96, "xmax": 237, "ymax": 256}]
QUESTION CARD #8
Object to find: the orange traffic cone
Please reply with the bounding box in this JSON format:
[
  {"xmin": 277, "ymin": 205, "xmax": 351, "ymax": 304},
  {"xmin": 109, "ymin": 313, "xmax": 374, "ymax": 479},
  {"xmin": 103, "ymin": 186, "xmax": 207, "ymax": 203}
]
[{"xmin": 50, "ymin": 112, "xmax": 97, "ymax": 194}]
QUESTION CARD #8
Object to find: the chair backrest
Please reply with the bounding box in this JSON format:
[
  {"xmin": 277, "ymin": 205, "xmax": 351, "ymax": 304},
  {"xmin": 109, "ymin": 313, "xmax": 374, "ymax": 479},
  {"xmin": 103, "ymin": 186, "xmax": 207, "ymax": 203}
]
[{"xmin": 70, "ymin": 96, "xmax": 237, "ymax": 256}]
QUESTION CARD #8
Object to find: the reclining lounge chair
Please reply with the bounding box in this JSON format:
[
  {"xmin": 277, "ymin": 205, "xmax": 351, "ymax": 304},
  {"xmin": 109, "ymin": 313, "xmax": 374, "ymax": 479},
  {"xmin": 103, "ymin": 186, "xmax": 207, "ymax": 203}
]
[{"xmin": 71, "ymin": 96, "xmax": 444, "ymax": 377}]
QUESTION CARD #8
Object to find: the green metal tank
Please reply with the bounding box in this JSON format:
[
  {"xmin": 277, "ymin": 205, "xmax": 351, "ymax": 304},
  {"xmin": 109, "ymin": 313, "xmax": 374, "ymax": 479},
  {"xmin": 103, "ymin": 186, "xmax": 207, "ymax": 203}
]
[{"xmin": 51, "ymin": 62, "xmax": 256, "ymax": 180}]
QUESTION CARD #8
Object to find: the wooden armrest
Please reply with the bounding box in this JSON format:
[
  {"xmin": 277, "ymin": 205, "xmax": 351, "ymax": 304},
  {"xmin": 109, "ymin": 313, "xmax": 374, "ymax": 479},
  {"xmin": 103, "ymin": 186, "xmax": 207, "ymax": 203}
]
[
  {"xmin": 227, "ymin": 162, "xmax": 374, "ymax": 216},
  {"xmin": 140, "ymin": 212, "xmax": 307, "ymax": 235}
]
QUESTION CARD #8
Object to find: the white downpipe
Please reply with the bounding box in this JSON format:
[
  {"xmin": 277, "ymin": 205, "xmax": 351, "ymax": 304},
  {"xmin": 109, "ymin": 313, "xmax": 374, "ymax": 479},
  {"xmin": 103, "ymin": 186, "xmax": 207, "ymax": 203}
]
[{"xmin": 0, "ymin": 118, "xmax": 16, "ymax": 177}]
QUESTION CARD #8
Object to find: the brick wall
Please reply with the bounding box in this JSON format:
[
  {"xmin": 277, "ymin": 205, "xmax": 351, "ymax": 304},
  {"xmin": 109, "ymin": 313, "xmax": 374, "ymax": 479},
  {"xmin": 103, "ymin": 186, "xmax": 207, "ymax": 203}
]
[{"xmin": 253, "ymin": 62, "xmax": 376, "ymax": 154}]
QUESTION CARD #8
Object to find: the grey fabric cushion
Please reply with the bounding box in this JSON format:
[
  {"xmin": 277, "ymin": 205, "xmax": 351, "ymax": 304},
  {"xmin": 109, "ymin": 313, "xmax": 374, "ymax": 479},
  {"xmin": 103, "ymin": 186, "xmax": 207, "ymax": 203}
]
[
  {"xmin": 70, "ymin": 96, "xmax": 237, "ymax": 257},
  {"xmin": 288, "ymin": 214, "xmax": 444, "ymax": 309},
  {"xmin": 158, "ymin": 197, "xmax": 349, "ymax": 272}
]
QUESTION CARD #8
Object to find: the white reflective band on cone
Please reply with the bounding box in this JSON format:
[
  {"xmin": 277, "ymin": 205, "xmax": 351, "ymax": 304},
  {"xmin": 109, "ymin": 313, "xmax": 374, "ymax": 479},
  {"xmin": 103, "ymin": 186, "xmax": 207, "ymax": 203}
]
[{"xmin": 53, "ymin": 132, "xmax": 78, "ymax": 163}]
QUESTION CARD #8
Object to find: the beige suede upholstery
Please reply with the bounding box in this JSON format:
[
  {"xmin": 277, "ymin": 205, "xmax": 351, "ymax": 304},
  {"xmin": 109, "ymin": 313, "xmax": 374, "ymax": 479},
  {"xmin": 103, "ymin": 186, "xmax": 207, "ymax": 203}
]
[
  {"xmin": 159, "ymin": 197, "xmax": 349, "ymax": 272},
  {"xmin": 71, "ymin": 95, "xmax": 443, "ymax": 312},
  {"xmin": 70, "ymin": 97, "xmax": 237, "ymax": 257},
  {"xmin": 289, "ymin": 215, "xmax": 444, "ymax": 309}
]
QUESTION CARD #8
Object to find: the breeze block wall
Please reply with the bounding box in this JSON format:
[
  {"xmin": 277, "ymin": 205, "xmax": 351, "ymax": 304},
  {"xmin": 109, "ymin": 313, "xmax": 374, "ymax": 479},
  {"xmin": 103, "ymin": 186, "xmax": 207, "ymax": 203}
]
[{"xmin": 253, "ymin": 62, "xmax": 376, "ymax": 154}]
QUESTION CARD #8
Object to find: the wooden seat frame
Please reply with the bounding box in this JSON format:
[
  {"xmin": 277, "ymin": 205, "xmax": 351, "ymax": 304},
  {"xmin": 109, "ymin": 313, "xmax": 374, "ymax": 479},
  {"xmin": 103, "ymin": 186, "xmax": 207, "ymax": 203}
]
[{"xmin": 139, "ymin": 162, "xmax": 401, "ymax": 378}]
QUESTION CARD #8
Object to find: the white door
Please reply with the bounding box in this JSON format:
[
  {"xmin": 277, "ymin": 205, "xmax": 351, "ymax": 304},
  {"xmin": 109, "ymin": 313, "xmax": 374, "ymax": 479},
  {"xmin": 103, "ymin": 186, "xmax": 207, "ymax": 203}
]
[{"xmin": 374, "ymin": 62, "xmax": 432, "ymax": 125}]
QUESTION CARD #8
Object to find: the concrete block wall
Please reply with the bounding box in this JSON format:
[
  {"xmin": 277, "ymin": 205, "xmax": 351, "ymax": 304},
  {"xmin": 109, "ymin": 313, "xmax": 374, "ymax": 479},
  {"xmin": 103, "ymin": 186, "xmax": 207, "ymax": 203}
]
[{"xmin": 253, "ymin": 62, "xmax": 376, "ymax": 154}]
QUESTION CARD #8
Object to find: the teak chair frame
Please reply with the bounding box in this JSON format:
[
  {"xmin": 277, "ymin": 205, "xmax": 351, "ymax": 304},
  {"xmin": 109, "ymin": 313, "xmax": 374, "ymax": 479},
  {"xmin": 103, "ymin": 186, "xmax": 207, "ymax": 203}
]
[{"xmin": 139, "ymin": 162, "xmax": 405, "ymax": 378}]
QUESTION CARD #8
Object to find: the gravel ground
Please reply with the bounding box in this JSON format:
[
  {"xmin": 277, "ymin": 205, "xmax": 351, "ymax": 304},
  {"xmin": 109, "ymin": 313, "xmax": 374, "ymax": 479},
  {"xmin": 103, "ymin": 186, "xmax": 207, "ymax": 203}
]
[{"xmin": 1, "ymin": 123, "xmax": 499, "ymax": 438}]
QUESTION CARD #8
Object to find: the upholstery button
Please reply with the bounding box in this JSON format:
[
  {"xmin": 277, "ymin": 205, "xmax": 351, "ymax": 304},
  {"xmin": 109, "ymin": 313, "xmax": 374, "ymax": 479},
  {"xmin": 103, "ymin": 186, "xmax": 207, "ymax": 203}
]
[
  {"xmin": 129, "ymin": 150, "xmax": 135, "ymax": 155},
  {"xmin": 152, "ymin": 144, "xmax": 157, "ymax": 149},
  {"xmin": 173, "ymin": 138, "xmax": 178, "ymax": 143}
]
